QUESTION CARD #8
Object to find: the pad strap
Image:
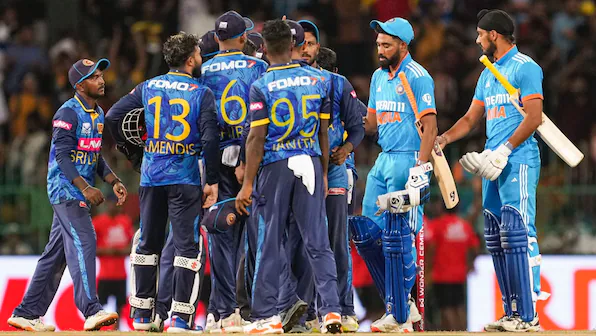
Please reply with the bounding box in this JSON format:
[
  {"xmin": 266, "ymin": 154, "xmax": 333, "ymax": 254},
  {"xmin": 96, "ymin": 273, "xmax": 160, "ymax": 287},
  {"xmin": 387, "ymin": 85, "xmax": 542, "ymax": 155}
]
[
  {"xmin": 129, "ymin": 296, "xmax": 154, "ymax": 309},
  {"xmin": 171, "ymin": 300, "xmax": 195, "ymax": 314},
  {"xmin": 173, "ymin": 256, "xmax": 202, "ymax": 272},
  {"xmin": 130, "ymin": 253, "xmax": 159, "ymax": 266}
]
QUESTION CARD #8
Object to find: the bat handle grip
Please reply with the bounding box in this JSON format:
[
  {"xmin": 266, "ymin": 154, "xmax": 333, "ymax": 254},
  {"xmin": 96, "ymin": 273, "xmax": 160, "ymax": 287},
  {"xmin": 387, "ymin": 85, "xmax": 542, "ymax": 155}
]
[{"xmin": 479, "ymin": 55, "xmax": 518, "ymax": 95}]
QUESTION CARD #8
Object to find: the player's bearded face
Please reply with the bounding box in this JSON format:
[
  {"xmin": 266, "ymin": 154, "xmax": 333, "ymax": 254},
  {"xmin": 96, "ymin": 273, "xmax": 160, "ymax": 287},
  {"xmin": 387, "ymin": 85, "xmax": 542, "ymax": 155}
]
[
  {"xmin": 476, "ymin": 28, "xmax": 497, "ymax": 56},
  {"xmin": 376, "ymin": 34, "xmax": 402, "ymax": 70},
  {"xmin": 191, "ymin": 48, "xmax": 203, "ymax": 78},
  {"xmin": 82, "ymin": 70, "xmax": 105, "ymax": 99},
  {"xmin": 301, "ymin": 33, "xmax": 319, "ymax": 65}
]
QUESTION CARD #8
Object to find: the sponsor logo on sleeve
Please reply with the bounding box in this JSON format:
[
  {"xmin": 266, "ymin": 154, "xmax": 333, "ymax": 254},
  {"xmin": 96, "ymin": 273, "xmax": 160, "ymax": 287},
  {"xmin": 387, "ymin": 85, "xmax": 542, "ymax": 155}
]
[
  {"xmin": 250, "ymin": 102, "xmax": 264, "ymax": 111},
  {"xmin": 350, "ymin": 90, "xmax": 357, "ymax": 98},
  {"xmin": 422, "ymin": 93, "xmax": 432, "ymax": 106},
  {"xmin": 53, "ymin": 120, "xmax": 72, "ymax": 130}
]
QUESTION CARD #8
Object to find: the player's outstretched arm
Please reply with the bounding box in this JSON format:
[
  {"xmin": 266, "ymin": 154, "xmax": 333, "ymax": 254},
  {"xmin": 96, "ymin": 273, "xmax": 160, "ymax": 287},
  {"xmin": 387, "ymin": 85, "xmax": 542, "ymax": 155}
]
[
  {"xmin": 437, "ymin": 102, "xmax": 484, "ymax": 148},
  {"xmin": 332, "ymin": 79, "xmax": 365, "ymax": 165}
]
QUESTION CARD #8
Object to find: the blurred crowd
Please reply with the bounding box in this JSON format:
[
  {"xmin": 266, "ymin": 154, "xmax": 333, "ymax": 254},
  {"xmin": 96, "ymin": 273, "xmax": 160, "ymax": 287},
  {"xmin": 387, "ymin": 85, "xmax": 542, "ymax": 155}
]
[{"xmin": 0, "ymin": 0, "xmax": 595, "ymax": 254}]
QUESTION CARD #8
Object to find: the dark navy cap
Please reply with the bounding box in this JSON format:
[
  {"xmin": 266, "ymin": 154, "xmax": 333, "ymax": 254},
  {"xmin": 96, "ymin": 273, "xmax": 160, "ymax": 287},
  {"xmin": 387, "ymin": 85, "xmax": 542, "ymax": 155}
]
[
  {"xmin": 298, "ymin": 20, "xmax": 320, "ymax": 42},
  {"xmin": 215, "ymin": 11, "xmax": 254, "ymax": 41},
  {"xmin": 247, "ymin": 32, "xmax": 264, "ymax": 51},
  {"xmin": 370, "ymin": 17, "xmax": 414, "ymax": 45},
  {"xmin": 68, "ymin": 58, "xmax": 110, "ymax": 88},
  {"xmin": 286, "ymin": 20, "xmax": 305, "ymax": 47},
  {"xmin": 201, "ymin": 198, "xmax": 247, "ymax": 234},
  {"xmin": 199, "ymin": 30, "xmax": 219, "ymax": 58}
]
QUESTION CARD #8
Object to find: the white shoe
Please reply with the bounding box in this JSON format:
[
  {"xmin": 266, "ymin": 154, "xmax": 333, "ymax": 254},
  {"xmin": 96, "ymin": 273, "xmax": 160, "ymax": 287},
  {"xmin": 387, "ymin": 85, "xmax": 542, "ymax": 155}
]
[
  {"xmin": 205, "ymin": 313, "xmax": 221, "ymax": 333},
  {"xmin": 484, "ymin": 315, "xmax": 511, "ymax": 332},
  {"xmin": 321, "ymin": 313, "xmax": 342, "ymax": 334},
  {"xmin": 221, "ymin": 312, "xmax": 244, "ymax": 333},
  {"xmin": 370, "ymin": 314, "xmax": 403, "ymax": 333},
  {"xmin": 84, "ymin": 310, "xmax": 118, "ymax": 331},
  {"xmin": 408, "ymin": 296, "xmax": 422, "ymax": 323},
  {"xmin": 305, "ymin": 318, "xmax": 321, "ymax": 333},
  {"xmin": 501, "ymin": 314, "xmax": 541, "ymax": 332},
  {"xmin": 341, "ymin": 315, "xmax": 359, "ymax": 332},
  {"xmin": 243, "ymin": 315, "xmax": 283, "ymax": 334},
  {"xmin": 7, "ymin": 315, "xmax": 56, "ymax": 332}
]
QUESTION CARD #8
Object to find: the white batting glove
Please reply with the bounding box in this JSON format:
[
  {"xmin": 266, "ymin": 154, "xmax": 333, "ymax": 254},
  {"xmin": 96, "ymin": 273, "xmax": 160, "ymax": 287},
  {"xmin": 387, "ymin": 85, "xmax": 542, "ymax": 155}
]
[
  {"xmin": 459, "ymin": 150, "xmax": 491, "ymax": 175},
  {"xmin": 478, "ymin": 144, "xmax": 512, "ymax": 181},
  {"xmin": 405, "ymin": 162, "xmax": 433, "ymax": 207},
  {"xmin": 376, "ymin": 190, "xmax": 412, "ymax": 215}
]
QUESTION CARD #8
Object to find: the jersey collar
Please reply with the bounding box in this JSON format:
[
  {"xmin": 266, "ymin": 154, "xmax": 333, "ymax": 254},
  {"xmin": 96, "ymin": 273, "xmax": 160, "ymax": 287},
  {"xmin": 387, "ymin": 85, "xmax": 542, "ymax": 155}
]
[
  {"xmin": 267, "ymin": 60, "xmax": 301, "ymax": 72},
  {"xmin": 384, "ymin": 52, "xmax": 412, "ymax": 80},
  {"xmin": 167, "ymin": 69, "xmax": 192, "ymax": 78},
  {"xmin": 215, "ymin": 49, "xmax": 243, "ymax": 57},
  {"xmin": 74, "ymin": 92, "xmax": 96, "ymax": 113},
  {"xmin": 495, "ymin": 45, "xmax": 518, "ymax": 65}
]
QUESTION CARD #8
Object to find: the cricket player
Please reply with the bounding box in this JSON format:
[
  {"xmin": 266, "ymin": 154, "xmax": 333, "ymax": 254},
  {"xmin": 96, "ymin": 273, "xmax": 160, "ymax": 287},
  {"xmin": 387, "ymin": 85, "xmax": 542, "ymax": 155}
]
[
  {"xmin": 307, "ymin": 43, "xmax": 366, "ymax": 332},
  {"xmin": 361, "ymin": 17, "xmax": 438, "ymax": 332},
  {"xmin": 437, "ymin": 9, "xmax": 547, "ymax": 332},
  {"xmin": 199, "ymin": 10, "xmax": 268, "ymax": 333},
  {"xmin": 315, "ymin": 48, "xmax": 363, "ymax": 216},
  {"xmin": 235, "ymin": 19, "xmax": 342, "ymax": 334},
  {"xmin": 106, "ymin": 32, "xmax": 220, "ymax": 333},
  {"xmin": 8, "ymin": 58, "xmax": 126, "ymax": 332}
]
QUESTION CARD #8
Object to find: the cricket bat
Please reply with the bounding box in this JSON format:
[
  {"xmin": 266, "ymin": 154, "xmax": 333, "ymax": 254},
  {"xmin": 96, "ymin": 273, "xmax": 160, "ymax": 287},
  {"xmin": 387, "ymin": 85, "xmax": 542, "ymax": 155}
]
[
  {"xmin": 479, "ymin": 55, "xmax": 584, "ymax": 167},
  {"xmin": 398, "ymin": 72, "xmax": 459, "ymax": 209}
]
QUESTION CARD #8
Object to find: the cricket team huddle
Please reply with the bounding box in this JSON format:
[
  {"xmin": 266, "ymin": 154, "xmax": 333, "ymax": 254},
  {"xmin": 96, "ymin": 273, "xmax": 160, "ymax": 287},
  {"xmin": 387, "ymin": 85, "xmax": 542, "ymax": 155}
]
[{"xmin": 6, "ymin": 5, "xmax": 583, "ymax": 334}]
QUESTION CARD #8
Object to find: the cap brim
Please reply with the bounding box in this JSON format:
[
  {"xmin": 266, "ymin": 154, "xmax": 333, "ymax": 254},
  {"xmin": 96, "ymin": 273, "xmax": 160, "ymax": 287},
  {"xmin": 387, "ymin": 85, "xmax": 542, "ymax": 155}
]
[
  {"xmin": 298, "ymin": 20, "xmax": 320, "ymax": 42},
  {"xmin": 244, "ymin": 17, "xmax": 254, "ymax": 31},
  {"xmin": 74, "ymin": 58, "xmax": 110, "ymax": 88},
  {"xmin": 370, "ymin": 20, "xmax": 409, "ymax": 43}
]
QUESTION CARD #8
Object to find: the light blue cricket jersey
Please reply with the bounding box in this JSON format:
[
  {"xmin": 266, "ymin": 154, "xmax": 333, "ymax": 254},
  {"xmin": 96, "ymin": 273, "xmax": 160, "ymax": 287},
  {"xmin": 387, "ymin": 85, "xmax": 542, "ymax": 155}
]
[
  {"xmin": 368, "ymin": 52, "xmax": 436, "ymax": 152},
  {"xmin": 473, "ymin": 46, "xmax": 543, "ymax": 166}
]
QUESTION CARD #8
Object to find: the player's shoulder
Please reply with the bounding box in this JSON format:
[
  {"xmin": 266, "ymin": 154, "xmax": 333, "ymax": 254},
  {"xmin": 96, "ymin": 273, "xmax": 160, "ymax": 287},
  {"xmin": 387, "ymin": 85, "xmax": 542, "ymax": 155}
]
[
  {"xmin": 511, "ymin": 51, "xmax": 543, "ymax": 74},
  {"xmin": 54, "ymin": 103, "xmax": 78, "ymax": 120},
  {"xmin": 243, "ymin": 54, "xmax": 268, "ymax": 68},
  {"xmin": 371, "ymin": 67, "xmax": 385, "ymax": 81},
  {"xmin": 404, "ymin": 60, "xmax": 432, "ymax": 81}
]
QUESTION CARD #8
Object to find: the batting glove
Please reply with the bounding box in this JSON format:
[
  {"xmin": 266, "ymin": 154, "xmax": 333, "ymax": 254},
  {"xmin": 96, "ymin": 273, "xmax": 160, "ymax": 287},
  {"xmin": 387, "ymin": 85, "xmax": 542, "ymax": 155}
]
[
  {"xmin": 459, "ymin": 149, "xmax": 491, "ymax": 175},
  {"xmin": 405, "ymin": 162, "xmax": 433, "ymax": 207},
  {"xmin": 478, "ymin": 144, "xmax": 512, "ymax": 181}
]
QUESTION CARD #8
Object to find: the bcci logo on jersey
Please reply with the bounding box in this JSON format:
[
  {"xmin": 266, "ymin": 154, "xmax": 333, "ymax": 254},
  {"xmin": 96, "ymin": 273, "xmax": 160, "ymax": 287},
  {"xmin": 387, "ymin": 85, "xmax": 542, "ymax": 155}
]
[{"xmin": 396, "ymin": 84, "xmax": 405, "ymax": 95}]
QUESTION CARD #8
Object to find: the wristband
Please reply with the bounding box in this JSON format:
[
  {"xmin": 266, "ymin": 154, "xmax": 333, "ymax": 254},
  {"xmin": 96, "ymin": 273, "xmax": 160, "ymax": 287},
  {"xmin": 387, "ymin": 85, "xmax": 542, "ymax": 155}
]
[
  {"xmin": 110, "ymin": 178, "xmax": 122, "ymax": 186},
  {"xmin": 82, "ymin": 185, "xmax": 91, "ymax": 193},
  {"xmin": 504, "ymin": 141, "xmax": 514, "ymax": 151}
]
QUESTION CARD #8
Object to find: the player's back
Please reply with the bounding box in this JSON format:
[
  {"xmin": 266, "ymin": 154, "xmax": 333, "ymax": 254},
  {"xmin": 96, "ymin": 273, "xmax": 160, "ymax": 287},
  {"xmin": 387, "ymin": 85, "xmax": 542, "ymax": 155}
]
[
  {"xmin": 140, "ymin": 71, "xmax": 208, "ymax": 186},
  {"xmin": 200, "ymin": 51, "xmax": 268, "ymax": 148},
  {"xmin": 251, "ymin": 62, "xmax": 328, "ymax": 165},
  {"xmin": 322, "ymin": 70, "xmax": 346, "ymax": 151}
]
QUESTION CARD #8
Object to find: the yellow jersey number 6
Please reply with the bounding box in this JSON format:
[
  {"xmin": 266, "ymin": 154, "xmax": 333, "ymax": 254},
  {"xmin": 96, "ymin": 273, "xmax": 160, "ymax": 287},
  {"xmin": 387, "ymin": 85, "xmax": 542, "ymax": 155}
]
[
  {"xmin": 221, "ymin": 80, "xmax": 247, "ymax": 126},
  {"xmin": 271, "ymin": 94, "xmax": 321, "ymax": 142},
  {"xmin": 148, "ymin": 96, "xmax": 191, "ymax": 142}
]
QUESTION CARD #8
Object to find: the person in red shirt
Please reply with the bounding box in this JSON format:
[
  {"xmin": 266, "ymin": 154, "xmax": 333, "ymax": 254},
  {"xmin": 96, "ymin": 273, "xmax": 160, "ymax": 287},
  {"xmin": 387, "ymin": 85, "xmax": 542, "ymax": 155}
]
[
  {"xmin": 426, "ymin": 205, "xmax": 480, "ymax": 331},
  {"xmin": 92, "ymin": 195, "xmax": 135, "ymax": 328}
]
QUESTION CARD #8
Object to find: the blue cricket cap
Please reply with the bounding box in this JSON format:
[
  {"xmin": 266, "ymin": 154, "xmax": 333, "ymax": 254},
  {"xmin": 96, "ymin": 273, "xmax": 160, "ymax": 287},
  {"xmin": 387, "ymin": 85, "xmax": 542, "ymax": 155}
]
[
  {"xmin": 286, "ymin": 20, "xmax": 305, "ymax": 47},
  {"xmin": 201, "ymin": 198, "xmax": 247, "ymax": 234},
  {"xmin": 215, "ymin": 11, "xmax": 254, "ymax": 41},
  {"xmin": 370, "ymin": 17, "xmax": 414, "ymax": 45},
  {"xmin": 298, "ymin": 20, "xmax": 320, "ymax": 42},
  {"xmin": 68, "ymin": 58, "xmax": 110, "ymax": 88}
]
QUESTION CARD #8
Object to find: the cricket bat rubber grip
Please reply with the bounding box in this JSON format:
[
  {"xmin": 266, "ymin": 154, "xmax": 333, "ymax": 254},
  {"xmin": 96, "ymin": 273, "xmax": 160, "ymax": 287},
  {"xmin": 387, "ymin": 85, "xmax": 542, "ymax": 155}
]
[{"xmin": 479, "ymin": 55, "xmax": 518, "ymax": 95}]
